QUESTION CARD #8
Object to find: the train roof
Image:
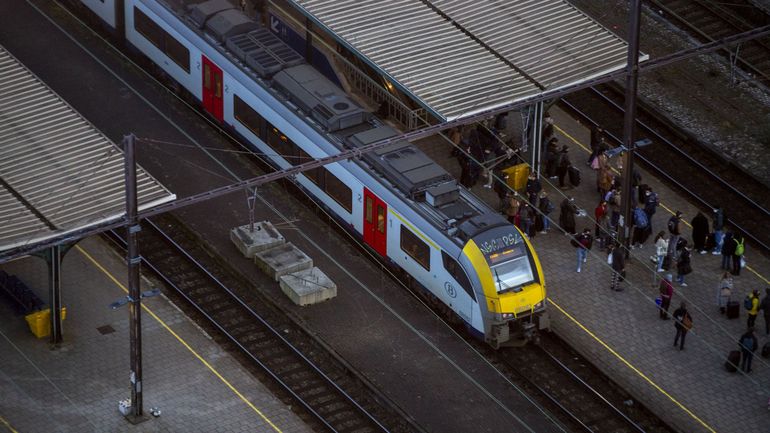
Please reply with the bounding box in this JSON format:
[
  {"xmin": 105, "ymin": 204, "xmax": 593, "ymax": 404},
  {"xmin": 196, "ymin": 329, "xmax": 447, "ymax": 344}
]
[
  {"xmin": 0, "ymin": 45, "xmax": 175, "ymax": 254},
  {"xmin": 285, "ymin": 0, "xmax": 644, "ymax": 121}
]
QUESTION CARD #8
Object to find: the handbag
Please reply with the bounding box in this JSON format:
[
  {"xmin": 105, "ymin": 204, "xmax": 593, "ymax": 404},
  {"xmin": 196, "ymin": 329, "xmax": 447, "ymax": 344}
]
[
  {"xmin": 740, "ymin": 256, "xmax": 747, "ymax": 268},
  {"xmin": 655, "ymin": 296, "xmax": 662, "ymax": 307},
  {"xmin": 662, "ymin": 255, "xmax": 671, "ymax": 271},
  {"xmin": 682, "ymin": 314, "xmax": 693, "ymax": 330}
]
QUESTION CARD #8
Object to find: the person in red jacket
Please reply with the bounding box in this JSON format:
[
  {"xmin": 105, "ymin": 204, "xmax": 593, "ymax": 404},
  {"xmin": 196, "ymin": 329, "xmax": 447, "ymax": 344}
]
[{"xmin": 659, "ymin": 274, "xmax": 674, "ymax": 319}]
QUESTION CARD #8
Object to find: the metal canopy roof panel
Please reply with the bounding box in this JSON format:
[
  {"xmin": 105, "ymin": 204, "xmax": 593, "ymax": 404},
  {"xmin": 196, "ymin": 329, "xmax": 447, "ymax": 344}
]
[
  {"xmin": 431, "ymin": 0, "xmax": 640, "ymax": 89},
  {"xmin": 0, "ymin": 46, "xmax": 175, "ymax": 253},
  {"xmin": 289, "ymin": 0, "xmax": 539, "ymax": 121}
]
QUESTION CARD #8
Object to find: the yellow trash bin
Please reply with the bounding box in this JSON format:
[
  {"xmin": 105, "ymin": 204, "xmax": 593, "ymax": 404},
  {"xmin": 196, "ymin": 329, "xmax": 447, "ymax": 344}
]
[
  {"xmin": 25, "ymin": 307, "xmax": 66, "ymax": 339},
  {"xmin": 502, "ymin": 163, "xmax": 530, "ymax": 192}
]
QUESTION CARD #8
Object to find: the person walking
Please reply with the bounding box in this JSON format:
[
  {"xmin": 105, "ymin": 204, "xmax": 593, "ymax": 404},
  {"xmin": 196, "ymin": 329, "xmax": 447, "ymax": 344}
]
[
  {"xmin": 609, "ymin": 243, "xmax": 625, "ymax": 292},
  {"xmin": 691, "ymin": 211, "xmax": 710, "ymax": 254},
  {"xmin": 732, "ymin": 233, "xmax": 745, "ymax": 276},
  {"xmin": 721, "ymin": 229, "xmax": 735, "ymax": 272},
  {"xmin": 760, "ymin": 288, "xmax": 770, "ymax": 335},
  {"xmin": 747, "ymin": 289, "xmax": 761, "ymax": 329},
  {"xmin": 676, "ymin": 242, "xmax": 692, "ymax": 287},
  {"xmin": 653, "ymin": 231, "xmax": 669, "ymax": 272},
  {"xmin": 559, "ymin": 196, "xmax": 578, "ymax": 235},
  {"xmin": 717, "ymin": 272, "xmax": 733, "ymax": 314},
  {"xmin": 673, "ymin": 301, "xmax": 692, "ymax": 350},
  {"xmin": 738, "ymin": 327, "xmax": 758, "ymax": 373},
  {"xmin": 574, "ymin": 228, "xmax": 593, "ymax": 273},
  {"xmin": 537, "ymin": 191, "xmax": 553, "ymax": 234},
  {"xmin": 594, "ymin": 200, "xmax": 608, "ymax": 249},
  {"xmin": 659, "ymin": 274, "xmax": 674, "ymax": 319},
  {"xmin": 711, "ymin": 205, "xmax": 726, "ymax": 255}
]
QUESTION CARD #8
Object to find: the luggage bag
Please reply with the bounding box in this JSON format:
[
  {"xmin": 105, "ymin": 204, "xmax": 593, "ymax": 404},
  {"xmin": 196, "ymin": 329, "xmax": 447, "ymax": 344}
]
[
  {"xmin": 725, "ymin": 350, "xmax": 741, "ymax": 372},
  {"xmin": 568, "ymin": 166, "xmax": 581, "ymax": 186},
  {"xmin": 726, "ymin": 300, "xmax": 740, "ymax": 319}
]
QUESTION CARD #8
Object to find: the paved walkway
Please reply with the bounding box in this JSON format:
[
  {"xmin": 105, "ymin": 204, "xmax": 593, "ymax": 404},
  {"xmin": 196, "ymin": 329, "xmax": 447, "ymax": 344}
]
[
  {"xmin": 0, "ymin": 237, "xmax": 311, "ymax": 433},
  {"xmin": 416, "ymin": 106, "xmax": 770, "ymax": 433}
]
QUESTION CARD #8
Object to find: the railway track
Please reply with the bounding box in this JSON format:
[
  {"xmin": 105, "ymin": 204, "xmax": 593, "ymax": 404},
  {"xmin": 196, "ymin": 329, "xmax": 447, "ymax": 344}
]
[
  {"xmin": 646, "ymin": 0, "xmax": 770, "ymax": 84},
  {"xmin": 492, "ymin": 333, "xmax": 674, "ymax": 433},
  {"xmin": 106, "ymin": 214, "xmax": 419, "ymax": 433},
  {"xmin": 560, "ymin": 82, "xmax": 770, "ymax": 252}
]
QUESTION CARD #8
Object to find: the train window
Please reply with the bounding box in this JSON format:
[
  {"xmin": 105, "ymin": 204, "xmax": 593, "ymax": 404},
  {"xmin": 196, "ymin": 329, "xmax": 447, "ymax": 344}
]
[
  {"xmin": 266, "ymin": 123, "xmax": 295, "ymax": 162},
  {"xmin": 214, "ymin": 73, "xmax": 222, "ymax": 98},
  {"xmin": 400, "ymin": 226, "xmax": 430, "ymax": 271},
  {"xmin": 165, "ymin": 35, "xmax": 190, "ymax": 73},
  {"xmin": 377, "ymin": 205, "xmax": 385, "ymax": 233},
  {"xmin": 324, "ymin": 169, "xmax": 352, "ymax": 213},
  {"xmin": 234, "ymin": 95, "xmax": 264, "ymax": 138},
  {"xmin": 441, "ymin": 251, "xmax": 474, "ymax": 301},
  {"xmin": 134, "ymin": 8, "xmax": 164, "ymax": 50},
  {"xmin": 365, "ymin": 196, "xmax": 373, "ymax": 224},
  {"xmin": 203, "ymin": 64, "xmax": 211, "ymax": 90}
]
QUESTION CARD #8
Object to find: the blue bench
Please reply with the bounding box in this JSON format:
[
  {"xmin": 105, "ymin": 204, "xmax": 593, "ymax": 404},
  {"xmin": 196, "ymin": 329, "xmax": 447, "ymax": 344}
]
[{"xmin": 0, "ymin": 270, "xmax": 45, "ymax": 315}]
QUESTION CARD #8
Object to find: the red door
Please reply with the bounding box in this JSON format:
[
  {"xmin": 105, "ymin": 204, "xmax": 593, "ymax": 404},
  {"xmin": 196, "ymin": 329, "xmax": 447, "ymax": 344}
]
[
  {"xmin": 201, "ymin": 56, "xmax": 223, "ymax": 122},
  {"xmin": 363, "ymin": 188, "xmax": 387, "ymax": 257}
]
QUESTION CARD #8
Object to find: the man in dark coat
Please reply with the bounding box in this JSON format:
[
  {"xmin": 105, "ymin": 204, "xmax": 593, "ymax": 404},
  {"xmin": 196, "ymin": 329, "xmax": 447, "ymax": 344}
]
[
  {"xmin": 721, "ymin": 229, "xmax": 736, "ymax": 272},
  {"xmin": 609, "ymin": 243, "xmax": 625, "ymax": 291},
  {"xmin": 739, "ymin": 327, "xmax": 758, "ymax": 373},
  {"xmin": 556, "ymin": 145, "xmax": 571, "ymax": 188},
  {"xmin": 673, "ymin": 301, "xmax": 692, "ymax": 350},
  {"xmin": 691, "ymin": 211, "xmax": 709, "ymax": 254},
  {"xmin": 559, "ymin": 196, "xmax": 577, "ymax": 235}
]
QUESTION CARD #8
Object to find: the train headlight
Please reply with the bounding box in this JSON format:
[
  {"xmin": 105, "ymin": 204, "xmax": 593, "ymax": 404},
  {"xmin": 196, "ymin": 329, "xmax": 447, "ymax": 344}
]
[
  {"xmin": 535, "ymin": 301, "xmax": 544, "ymax": 310},
  {"xmin": 501, "ymin": 312, "xmax": 515, "ymax": 320}
]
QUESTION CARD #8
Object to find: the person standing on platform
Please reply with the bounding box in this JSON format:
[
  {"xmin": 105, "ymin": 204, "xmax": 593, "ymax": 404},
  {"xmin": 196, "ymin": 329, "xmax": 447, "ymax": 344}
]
[
  {"xmin": 676, "ymin": 242, "xmax": 692, "ymax": 287},
  {"xmin": 594, "ymin": 200, "xmax": 608, "ymax": 249},
  {"xmin": 738, "ymin": 327, "xmax": 758, "ymax": 373},
  {"xmin": 711, "ymin": 205, "xmax": 726, "ymax": 255},
  {"xmin": 673, "ymin": 301, "xmax": 692, "ymax": 350},
  {"xmin": 760, "ymin": 288, "xmax": 770, "ymax": 335},
  {"xmin": 556, "ymin": 145, "xmax": 572, "ymax": 188},
  {"xmin": 575, "ymin": 228, "xmax": 593, "ymax": 273},
  {"xmin": 643, "ymin": 188, "xmax": 659, "ymax": 232},
  {"xmin": 525, "ymin": 172, "xmax": 541, "ymax": 205},
  {"xmin": 630, "ymin": 205, "xmax": 649, "ymax": 249},
  {"xmin": 609, "ymin": 243, "xmax": 625, "ymax": 292},
  {"xmin": 559, "ymin": 196, "xmax": 578, "ymax": 235},
  {"xmin": 544, "ymin": 137, "xmax": 560, "ymax": 178},
  {"xmin": 691, "ymin": 211, "xmax": 710, "ymax": 254},
  {"xmin": 537, "ymin": 191, "xmax": 553, "ymax": 234},
  {"xmin": 667, "ymin": 211, "xmax": 683, "ymax": 261},
  {"xmin": 659, "ymin": 274, "xmax": 674, "ymax": 319},
  {"xmin": 519, "ymin": 203, "xmax": 535, "ymax": 238},
  {"xmin": 717, "ymin": 272, "xmax": 733, "ymax": 314},
  {"xmin": 747, "ymin": 289, "xmax": 761, "ymax": 329},
  {"xmin": 721, "ymin": 229, "xmax": 736, "ymax": 272},
  {"xmin": 731, "ymin": 232, "xmax": 745, "ymax": 276},
  {"xmin": 653, "ymin": 231, "xmax": 669, "ymax": 272},
  {"xmin": 588, "ymin": 124, "xmax": 604, "ymax": 166},
  {"xmin": 504, "ymin": 192, "xmax": 520, "ymax": 225}
]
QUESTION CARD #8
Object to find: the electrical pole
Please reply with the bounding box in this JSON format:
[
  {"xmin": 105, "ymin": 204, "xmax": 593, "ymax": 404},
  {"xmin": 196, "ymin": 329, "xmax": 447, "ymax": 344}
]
[
  {"xmin": 620, "ymin": 0, "xmax": 642, "ymax": 256},
  {"xmin": 123, "ymin": 134, "xmax": 146, "ymax": 423}
]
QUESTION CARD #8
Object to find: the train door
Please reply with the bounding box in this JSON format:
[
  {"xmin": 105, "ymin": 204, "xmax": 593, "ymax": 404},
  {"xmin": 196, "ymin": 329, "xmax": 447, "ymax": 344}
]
[
  {"xmin": 363, "ymin": 188, "xmax": 387, "ymax": 257},
  {"xmin": 201, "ymin": 56, "xmax": 223, "ymax": 122}
]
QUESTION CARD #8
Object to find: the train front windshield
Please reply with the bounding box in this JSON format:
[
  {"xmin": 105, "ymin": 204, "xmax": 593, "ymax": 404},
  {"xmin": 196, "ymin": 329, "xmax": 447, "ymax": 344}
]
[{"xmin": 474, "ymin": 229, "xmax": 536, "ymax": 293}]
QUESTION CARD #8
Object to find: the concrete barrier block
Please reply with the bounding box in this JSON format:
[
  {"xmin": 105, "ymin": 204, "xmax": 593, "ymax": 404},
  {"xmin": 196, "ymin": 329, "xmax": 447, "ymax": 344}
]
[
  {"xmin": 254, "ymin": 242, "xmax": 313, "ymax": 281},
  {"xmin": 279, "ymin": 267, "xmax": 337, "ymax": 306},
  {"xmin": 230, "ymin": 222, "xmax": 285, "ymax": 258}
]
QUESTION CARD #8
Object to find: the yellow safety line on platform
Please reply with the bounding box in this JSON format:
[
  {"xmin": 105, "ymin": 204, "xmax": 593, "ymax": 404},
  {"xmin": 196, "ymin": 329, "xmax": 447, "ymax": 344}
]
[
  {"xmin": 555, "ymin": 124, "xmax": 769, "ymax": 284},
  {"xmin": 0, "ymin": 415, "xmax": 19, "ymax": 433},
  {"xmin": 548, "ymin": 299, "xmax": 717, "ymax": 433},
  {"xmin": 75, "ymin": 245, "xmax": 283, "ymax": 433}
]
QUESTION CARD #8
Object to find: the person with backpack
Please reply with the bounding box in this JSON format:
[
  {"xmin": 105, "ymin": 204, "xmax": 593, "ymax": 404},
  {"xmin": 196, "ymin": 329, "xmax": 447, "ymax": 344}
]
[
  {"xmin": 732, "ymin": 233, "xmax": 745, "ymax": 276},
  {"xmin": 673, "ymin": 301, "xmax": 692, "ymax": 350},
  {"xmin": 760, "ymin": 288, "xmax": 770, "ymax": 335},
  {"xmin": 691, "ymin": 211, "xmax": 710, "ymax": 254},
  {"xmin": 676, "ymin": 242, "xmax": 693, "ymax": 287},
  {"xmin": 720, "ymin": 229, "xmax": 736, "ymax": 273},
  {"xmin": 630, "ymin": 205, "xmax": 649, "ymax": 249},
  {"xmin": 711, "ymin": 205, "xmax": 726, "ymax": 255},
  {"xmin": 746, "ymin": 289, "xmax": 761, "ymax": 329},
  {"xmin": 738, "ymin": 327, "xmax": 758, "ymax": 373},
  {"xmin": 574, "ymin": 228, "xmax": 593, "ymax": 273},
  {"xmin": 659, "ymin": 274, "xmax": 674, "ymax": 319}
]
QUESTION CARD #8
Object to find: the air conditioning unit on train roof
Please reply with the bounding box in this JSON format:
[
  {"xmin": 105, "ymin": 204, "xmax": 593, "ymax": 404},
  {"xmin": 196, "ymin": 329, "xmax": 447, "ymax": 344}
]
[
  {"xmin": 272, "ymin": 64, "xmax": 370, "ymax": 132},
  {"xmin": 188, "ymin": 0, "xmax": 257, "ymax": 43}
]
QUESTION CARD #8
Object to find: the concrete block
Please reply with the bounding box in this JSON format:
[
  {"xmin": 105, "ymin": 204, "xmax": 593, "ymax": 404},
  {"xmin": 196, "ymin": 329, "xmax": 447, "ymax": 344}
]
[
  {"xmin": 230, "ymin": 222, "xmax": 285, "ymax": 258},
  {"xmin": 254, "ymin": 242, "xmax": 313, "ymax": 281},
  {"xmin": 279, "ymin": 267, "xmax": 337, "ymax": 306}
]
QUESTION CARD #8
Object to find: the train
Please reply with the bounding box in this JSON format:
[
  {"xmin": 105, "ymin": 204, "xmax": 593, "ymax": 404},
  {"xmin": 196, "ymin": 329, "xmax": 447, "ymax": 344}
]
[{"xmin": 72, "ymin": 0, "xmax": 548, "ymax": 348}]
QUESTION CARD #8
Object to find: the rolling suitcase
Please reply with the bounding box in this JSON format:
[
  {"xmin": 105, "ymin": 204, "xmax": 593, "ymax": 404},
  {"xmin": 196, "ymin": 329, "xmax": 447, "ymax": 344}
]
[
  {"xmin": 568, "ymin": 166, "xmax": 581, "ymax": 186},
  {"xmin": 726, "ymin": 300, "xmax": 740, "ymax": 319},
  {"xmin": 725, "ymin": 350, "xmax": 741, "ymax": 372}
]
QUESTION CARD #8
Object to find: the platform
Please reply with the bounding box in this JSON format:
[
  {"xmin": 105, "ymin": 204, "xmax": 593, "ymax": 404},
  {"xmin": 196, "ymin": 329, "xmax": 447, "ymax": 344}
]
[{"xmin": 0, "ymin": 237, "xmax": 311, "ymax": 433}]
